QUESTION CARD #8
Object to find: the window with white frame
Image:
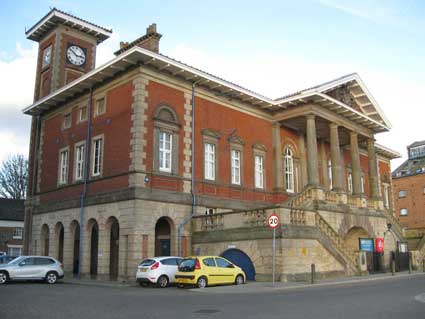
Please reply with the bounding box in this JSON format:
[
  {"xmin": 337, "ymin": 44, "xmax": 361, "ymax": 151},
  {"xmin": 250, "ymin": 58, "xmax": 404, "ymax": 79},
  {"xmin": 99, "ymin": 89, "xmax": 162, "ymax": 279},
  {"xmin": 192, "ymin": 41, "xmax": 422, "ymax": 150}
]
[
  {"xmin": 361, "ymin": 174, "xmax": 365, "ymax": 193},
  {"xmin": 231, "ymin": 149, "xmax": 241, "ymax": 185},
  {"xmin": 328, "ymin": 159, "xmax": 333, "ymax": 190},
  {"xmin": 63, "ymin": 112, "xmax": 71, "ymax": 129},
  {"xmin": 13, "ymin": 228, "xmax": 23, "ymax": 239},
  {"xmin": 204, "ymin": 143, "xmax": 216, "ymax": 180},
  {"xmin": 347, "ymin": 172, "xmax": 353, "ymax": 194},
  {"xmin": 398, "ymin": 190, "xmax": 407, "ymax": 198},
  {"xmin": 94, "ymin": 97, "xmax": 105, "ymax": 117},
  {"xmin": 400, "ymin": 208, "xmax": 408, "ymax": 216},
  {"xmin": 75, "ymin": 143, "xmax": 85, "ymax": 181},
  {"xmin": 254, "ymin": 155, "xmax": 264, "ymax": 189},
  {"xmin": 159, "ymin": 131, "xmax": 172, "ymax": 172},
  {"xmin": 8, "ymin": 247, "xmax": 22, "ymax": 256},
  {"xmin": 284, "ymin": 147, "xmax": 294, "ymax": 192},
  {"xmin": 92, "ymin": 137, "xmax": 103, "ymax": 176},
  {"xmin": 59, "ymin": 149, "xmax": 69, "ymax": 185},
  {"xmin": 78, "ymin": 105, "xmax": 88, "ymax": 122}
]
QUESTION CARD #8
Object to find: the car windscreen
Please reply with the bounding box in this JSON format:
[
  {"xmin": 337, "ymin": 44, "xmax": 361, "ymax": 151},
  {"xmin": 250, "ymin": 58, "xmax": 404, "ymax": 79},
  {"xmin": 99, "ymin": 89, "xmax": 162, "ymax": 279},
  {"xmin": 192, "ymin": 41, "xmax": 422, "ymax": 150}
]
[
  {"xmin": 178, "ymin": 259, "xmax": 196, "ymax": 272},
  {"xmin": 139, "ymin": 259, "xmax": 155, "ymax": 267},
  {"xmin": 8, "ymin": 256, "xmax": 25, "ymax": 265}
]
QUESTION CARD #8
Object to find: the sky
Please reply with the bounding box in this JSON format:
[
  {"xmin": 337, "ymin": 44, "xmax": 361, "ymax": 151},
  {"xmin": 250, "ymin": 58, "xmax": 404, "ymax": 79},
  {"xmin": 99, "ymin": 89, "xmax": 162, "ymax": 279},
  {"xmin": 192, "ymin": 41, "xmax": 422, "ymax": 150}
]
[{"xmin": 0, "ymin": 0, "xmax": 424, "ymax": 169}]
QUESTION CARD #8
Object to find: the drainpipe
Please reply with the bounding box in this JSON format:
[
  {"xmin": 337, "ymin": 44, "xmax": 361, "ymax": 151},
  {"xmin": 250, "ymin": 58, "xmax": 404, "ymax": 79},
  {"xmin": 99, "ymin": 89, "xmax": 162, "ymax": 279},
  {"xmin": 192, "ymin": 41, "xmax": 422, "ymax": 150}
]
[
  {"xmin": 177, "ymin": 81, "xmax": 198, "ymax": 257},
  {"xmin": 78, "ymin": 87, "xmax": 94, "ymax": 278}
]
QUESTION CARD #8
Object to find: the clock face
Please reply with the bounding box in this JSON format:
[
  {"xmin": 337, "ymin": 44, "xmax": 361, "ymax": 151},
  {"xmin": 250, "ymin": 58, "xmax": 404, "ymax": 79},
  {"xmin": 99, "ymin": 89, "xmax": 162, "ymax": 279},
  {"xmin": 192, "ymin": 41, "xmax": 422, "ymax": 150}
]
[
  {"xmin": 67, "ymin": 45, "xmax": 86, "ymax": 66},
  {"xmin": 42, "ymin": 46, "xmax": 52, "ymax": 68}
]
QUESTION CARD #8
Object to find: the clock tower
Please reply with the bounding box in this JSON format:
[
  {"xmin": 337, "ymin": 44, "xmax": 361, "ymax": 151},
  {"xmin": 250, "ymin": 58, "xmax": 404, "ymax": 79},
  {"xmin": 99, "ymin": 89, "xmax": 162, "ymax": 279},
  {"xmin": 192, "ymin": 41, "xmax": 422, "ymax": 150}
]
[{"xmin": 26, "ymin": 8, "xmax": 112, "ymax": 101}]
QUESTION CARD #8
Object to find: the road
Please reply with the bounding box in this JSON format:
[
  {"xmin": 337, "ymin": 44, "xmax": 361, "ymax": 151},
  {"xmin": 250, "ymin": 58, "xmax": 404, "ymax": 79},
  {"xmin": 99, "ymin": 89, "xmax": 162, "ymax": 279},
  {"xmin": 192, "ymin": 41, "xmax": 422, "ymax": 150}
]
[{"xmin": 1, "ymin": 275, "xmax": 424, "ymax": 319}]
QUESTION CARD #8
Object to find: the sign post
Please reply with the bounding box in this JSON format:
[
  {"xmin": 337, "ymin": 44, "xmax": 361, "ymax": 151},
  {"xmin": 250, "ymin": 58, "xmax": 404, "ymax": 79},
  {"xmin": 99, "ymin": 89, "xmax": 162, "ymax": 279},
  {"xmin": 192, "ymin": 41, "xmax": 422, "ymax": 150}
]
[{"xmin": 267, "ymin": 213, "xmax": 280, "ymax": 287}]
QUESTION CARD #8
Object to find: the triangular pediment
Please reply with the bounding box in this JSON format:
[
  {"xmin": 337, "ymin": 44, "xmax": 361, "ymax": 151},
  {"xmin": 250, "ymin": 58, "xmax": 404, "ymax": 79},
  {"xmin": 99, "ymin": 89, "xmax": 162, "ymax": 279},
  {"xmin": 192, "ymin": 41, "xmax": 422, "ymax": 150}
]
[{"xmin": 313, "ymin": 73, "xmax": 391, "ymax": 128}]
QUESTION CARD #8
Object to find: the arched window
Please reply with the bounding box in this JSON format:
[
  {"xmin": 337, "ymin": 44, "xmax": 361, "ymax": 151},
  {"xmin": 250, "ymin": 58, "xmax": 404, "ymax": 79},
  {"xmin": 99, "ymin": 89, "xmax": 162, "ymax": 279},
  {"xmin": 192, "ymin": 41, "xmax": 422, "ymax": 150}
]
[{"xmin": 284, "ymin": 147, "xmax": 294, "ymax": 192}]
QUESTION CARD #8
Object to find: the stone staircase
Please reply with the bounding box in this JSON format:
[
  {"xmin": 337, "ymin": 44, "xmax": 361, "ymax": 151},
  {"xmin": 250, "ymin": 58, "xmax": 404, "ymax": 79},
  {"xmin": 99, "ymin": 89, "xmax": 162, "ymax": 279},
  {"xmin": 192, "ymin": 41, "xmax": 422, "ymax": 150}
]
[
  {"xmin": 385, "ymin": 211, "xmax": 405, "ymax": 240},
  {"xmin": 315, "ymin": 213, "xmax": 358, "ymax": 274},
  {"xmin": 289, "ymin": 188, "xmax": 358, "ymax": 274}
]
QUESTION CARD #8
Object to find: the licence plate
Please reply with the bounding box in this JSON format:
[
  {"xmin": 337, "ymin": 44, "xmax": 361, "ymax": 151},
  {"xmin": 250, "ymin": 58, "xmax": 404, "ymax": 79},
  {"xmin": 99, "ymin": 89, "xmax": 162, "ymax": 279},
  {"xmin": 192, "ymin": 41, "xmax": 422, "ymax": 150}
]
[{"xmin": 140, "ymin": 268, "xmax": 147, "ymax": 272}]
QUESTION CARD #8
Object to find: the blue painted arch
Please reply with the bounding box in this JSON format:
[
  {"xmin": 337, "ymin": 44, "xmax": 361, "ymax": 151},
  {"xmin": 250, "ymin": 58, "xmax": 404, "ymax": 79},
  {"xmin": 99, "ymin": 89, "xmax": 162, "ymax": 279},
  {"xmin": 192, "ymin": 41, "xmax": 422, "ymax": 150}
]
[{"xmin": 221, "ymin": 249, "xmax": 256, "ymax": 281}]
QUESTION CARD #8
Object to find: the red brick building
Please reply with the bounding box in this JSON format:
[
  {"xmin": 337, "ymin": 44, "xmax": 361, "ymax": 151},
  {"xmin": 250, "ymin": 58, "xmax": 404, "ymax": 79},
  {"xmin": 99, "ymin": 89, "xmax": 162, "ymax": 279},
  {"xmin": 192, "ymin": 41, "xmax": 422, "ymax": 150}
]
[
  {"xmin": 0, "ymin": 199, "xmax": 24, "ymax": 256},
  {"xmin": 393, "ymin": 141, "xmax": 425, "ymax": 252},
  {"xmin": 23, "ymin": 9, "xmax": 403, "ymax": 281}
]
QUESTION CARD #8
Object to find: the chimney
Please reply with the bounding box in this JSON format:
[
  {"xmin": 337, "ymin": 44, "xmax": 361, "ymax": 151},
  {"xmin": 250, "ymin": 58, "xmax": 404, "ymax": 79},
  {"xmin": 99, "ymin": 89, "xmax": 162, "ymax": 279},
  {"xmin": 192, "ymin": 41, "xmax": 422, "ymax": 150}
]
[{"xmin": 114, "ymin": 23, "xmax": 162, "ymax": 55}]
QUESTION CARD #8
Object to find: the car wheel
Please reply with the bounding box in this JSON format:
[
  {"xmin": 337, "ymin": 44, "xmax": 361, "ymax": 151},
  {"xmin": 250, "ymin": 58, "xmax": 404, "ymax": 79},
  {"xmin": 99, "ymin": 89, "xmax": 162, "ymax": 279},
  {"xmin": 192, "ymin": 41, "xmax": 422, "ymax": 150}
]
[
  {"xmin": 235, "ymin": 274, "xmax": 244, "ymax": 285},
  {"xmin": 196, "ymin": 276, "xmax": 208, "ymax": 289},
  {"xmin": 139, "ymin": 282, "xmax": 149, "ymax": 287},
  {"xmin": 45, "ymin": 271, "xmax": 58, "ymax": 284},
  {"xmin": 0, "ymin": 271, "xmax": 8, "ymax": 284},
  {"xmin": 157, "ymin": 275, "xmax": 169, "ymax": 288}
]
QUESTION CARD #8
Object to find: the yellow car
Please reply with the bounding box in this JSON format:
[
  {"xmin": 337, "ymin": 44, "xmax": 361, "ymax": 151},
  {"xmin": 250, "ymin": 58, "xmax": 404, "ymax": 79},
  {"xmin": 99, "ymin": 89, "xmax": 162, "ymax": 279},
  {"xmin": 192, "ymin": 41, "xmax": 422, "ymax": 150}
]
[{"xmin": 175, "ymin": 256, "xmax": 246, "ymax": 288}]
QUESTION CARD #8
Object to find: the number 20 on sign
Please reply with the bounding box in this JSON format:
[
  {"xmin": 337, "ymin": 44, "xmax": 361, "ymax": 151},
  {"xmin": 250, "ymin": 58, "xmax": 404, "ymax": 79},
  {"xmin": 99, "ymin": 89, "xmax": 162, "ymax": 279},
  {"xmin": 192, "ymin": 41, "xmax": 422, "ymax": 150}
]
[{"xmin": 267, "ymin": 213, "xmax": 280, "ymax": 228}]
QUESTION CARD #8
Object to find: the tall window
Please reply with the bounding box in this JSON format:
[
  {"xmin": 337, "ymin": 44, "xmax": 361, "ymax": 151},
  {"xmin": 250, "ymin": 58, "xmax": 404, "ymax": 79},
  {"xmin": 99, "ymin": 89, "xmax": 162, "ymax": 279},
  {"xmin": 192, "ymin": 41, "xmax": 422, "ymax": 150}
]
[
  {"xmin": 383, "ymin": 184, "xmax": 390, "ymax": 208},
  {"xmin": 159, "ymin": 131, "xmax": 172, "ymax": 172},
  {"xmin": 231, "ymin": 149, "xmax": 241, "ymax": 185},
  {"xmin": 94, "ymin": 97, "xmax": 105, "ymax": 117},
  {"xmin": 75, "ymin": 143, "xmax": 85, "ymax": 181},
  {"xmin": 59, "ymin": 149, "xmax": 69, "ymax": 185},
  {"xmin": 347, "ymin": 172, "xmax": 353, "ymax": 194},
  {"xmin": 361, "ymin": 174, "xmax": 365, "ymax": 193},
  {"xmin": 92, "ymin": 137, "xmax": 103, "ymax": 176},
  {"xmin": 204, "ymin": 143, "xmax": 215, "ymax": 180},
  {"xmin": 78, "ymin": 105, "xmax": 88, "ymax": 122},
  {"xmin": 63, "ymin": 113, "xmax": 71, "ymax": 129},
  {"xmin": 284, "ymin": 147, "xmax": 294, "ymax": 192},
  {"xmin": 328, "ymin": 159, "xmax": 333, "ymax": 190},
  {"xmin": 255, "ymin": 155, "xmax": 264, "ymax": 189}
]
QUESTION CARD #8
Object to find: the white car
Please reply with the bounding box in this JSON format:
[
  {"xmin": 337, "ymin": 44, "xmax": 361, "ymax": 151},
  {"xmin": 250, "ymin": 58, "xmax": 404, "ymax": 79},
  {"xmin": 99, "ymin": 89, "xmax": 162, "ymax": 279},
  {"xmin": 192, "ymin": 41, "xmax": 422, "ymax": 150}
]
[
  {"xmin": 0, "ymin": 256, "xmax": 64, "ymax": 285},
  {"xmin": 136, "ymin": 256, "xmax": 182, "ymax": 288}
]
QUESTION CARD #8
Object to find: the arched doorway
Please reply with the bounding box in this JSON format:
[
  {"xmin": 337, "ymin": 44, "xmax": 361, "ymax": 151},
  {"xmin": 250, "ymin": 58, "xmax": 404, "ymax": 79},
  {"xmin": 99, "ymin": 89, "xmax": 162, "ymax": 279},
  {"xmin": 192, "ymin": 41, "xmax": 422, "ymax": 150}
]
[
  {"xmin": 88, "ymin": 219, "xmax": 99, "ymax": 278},
  {"xmin": 221, "ymin": 249, "xmax": 256, "ymax": 281},
  {"xmin": 155, "ymin": 217, "xmax": 173, "ymax": 257},
  {"xmin": 55, "ymin": 222, "xmax": 64, "ymax": 263},
  {"xmin": 107, "ymin": 217, "xmax": 119, "ymax": 280},
  {"xmin": 41, "ymin": 224, "xmax": 50, "ymax": 256},
  {"xmin": 70, "ymin": 220, "xmax": 80, "ymax": 276},
  {"xmin": 344, "ymin": 227, "xmax": 370, "ymax": 253}
]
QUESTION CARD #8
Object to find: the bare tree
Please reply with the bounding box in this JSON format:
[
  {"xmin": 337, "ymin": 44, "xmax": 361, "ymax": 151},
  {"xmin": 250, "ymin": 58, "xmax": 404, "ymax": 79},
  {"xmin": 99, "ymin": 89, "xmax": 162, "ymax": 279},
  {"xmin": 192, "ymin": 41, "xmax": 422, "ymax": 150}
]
[{"xmin": 0, "ymin": 154, "xmax": 28, "ymax": 199}]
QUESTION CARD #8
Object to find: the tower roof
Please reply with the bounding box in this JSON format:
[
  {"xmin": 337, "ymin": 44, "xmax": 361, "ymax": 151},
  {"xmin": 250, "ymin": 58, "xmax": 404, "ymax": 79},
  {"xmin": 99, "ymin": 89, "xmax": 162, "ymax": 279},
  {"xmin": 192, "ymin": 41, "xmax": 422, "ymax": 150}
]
[{"xmin": 26, "ymin": 8, "xmax": 112, "ymax": 43}]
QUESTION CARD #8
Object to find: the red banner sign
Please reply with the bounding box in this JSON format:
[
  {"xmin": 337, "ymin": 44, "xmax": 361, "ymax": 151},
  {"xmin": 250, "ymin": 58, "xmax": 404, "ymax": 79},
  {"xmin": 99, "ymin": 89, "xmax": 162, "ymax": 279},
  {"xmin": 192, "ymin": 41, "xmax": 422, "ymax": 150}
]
[{"xmin": 375, "ymin": 237, "xmax": 384, "ymax": 253}]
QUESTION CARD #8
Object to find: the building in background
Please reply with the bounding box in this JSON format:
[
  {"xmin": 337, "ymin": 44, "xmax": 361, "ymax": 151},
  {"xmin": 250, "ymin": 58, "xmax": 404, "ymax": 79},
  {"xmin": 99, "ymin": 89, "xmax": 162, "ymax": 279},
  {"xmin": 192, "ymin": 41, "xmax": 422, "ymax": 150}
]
[
  {"xmin": 0, "ymin": 199, "xmax": 25, "ymax": 256},
  {"xmin": 393, "ymin": 140, "xmax": 425, "ymax": 260},
  {"xmin": 23, "ymin": 8, "xmax": 403, "ymax": 281}
]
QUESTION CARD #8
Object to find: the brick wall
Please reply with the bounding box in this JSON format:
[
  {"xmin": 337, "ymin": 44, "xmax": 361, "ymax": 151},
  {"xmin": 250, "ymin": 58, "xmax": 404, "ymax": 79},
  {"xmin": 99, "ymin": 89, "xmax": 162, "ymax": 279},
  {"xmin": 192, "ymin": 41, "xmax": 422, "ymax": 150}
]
[{"xmin": 393, "ymin": 173, "xmax": 425, "ymax": 228}]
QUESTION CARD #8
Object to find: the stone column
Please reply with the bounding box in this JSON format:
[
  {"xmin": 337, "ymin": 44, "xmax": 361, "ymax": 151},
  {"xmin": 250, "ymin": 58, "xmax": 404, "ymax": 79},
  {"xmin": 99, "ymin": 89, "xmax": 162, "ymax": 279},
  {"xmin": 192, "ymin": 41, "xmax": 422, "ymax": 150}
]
[
  {"xmin": 298, "ymin": 134, "xmax": 308, "ymax": 188},
  {"xmin": 367, "ymin": 138, "xmax": 380, "ymax": 199},
  {"xmin": 319, "ymin": 141, "xmax": 329, "ymax": 189},
  {"xmin": 272, "ymin": 123, "xmax": 284, "ymax": 189},
  {"xmin": 306, "ymin": 114, "xmax": 319, "ymax": 186},
  {"xmin": 329, "ymin": 123, "xmax": 344, "ymax": 191},
  {"xmin": 350, "ymin": 132, "xmax": 362, "ymax": 195}
]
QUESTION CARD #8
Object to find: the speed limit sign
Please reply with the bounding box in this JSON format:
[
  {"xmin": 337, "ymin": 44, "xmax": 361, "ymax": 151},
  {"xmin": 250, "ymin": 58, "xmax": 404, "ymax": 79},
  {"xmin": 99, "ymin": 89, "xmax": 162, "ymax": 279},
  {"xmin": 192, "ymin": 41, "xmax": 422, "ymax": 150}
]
[{"xmin": 267, "ymin": 213, "xmax": 280, "ymax": 229}]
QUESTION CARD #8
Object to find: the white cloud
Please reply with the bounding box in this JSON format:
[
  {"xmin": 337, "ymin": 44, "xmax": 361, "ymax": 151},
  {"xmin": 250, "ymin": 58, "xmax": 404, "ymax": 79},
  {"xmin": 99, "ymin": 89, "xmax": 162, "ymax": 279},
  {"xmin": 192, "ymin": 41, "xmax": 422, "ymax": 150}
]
[
  {"xmin": 0, "ymin": 43, "xmax": 36, "ymax": 164},
  {"xmin": 96, "ymin": 32, "xmax": 121, "ymax": 67}
]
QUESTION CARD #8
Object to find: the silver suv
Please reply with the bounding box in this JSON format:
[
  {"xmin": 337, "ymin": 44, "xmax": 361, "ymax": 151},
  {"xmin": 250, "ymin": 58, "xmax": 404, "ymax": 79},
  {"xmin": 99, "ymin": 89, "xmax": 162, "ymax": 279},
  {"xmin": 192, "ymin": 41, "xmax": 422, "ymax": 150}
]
[{"xmin": 0, "ymin": 256, "xmax": 64, "ymax": 285}]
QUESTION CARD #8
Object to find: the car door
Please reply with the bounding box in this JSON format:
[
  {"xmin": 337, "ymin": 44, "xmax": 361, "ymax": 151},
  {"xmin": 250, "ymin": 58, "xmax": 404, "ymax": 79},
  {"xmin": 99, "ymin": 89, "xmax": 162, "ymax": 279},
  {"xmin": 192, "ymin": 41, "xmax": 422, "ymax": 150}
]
[
  {"xmin": 13, "ymin": 257, "xmax": 37, "ymax": 278},
  {"xmin": 160, "ymin": 258, "xmax": 180, "ymax": 283},
  {"xmin": 202, "ymin": 257, "xmax": 220, "ymax": 285},
  {"xmin": 35, "ymin": 257, "xmax": 54, "ymax": 278},
  {"xmin": 215, "ymin": 257, "xmax": 235, "ymax": 284}
]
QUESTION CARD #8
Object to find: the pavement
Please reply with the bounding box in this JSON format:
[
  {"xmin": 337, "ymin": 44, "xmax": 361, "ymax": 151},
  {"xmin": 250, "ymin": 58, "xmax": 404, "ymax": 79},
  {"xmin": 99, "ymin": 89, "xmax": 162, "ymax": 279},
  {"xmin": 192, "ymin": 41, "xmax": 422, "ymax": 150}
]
[
  {"xmin": 2, "ymin": 271, "xmax": 425, "ymax": 319},
  {"xmin": 62, "ymin": 270, "xmax": 425, "ymax": 293}
]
